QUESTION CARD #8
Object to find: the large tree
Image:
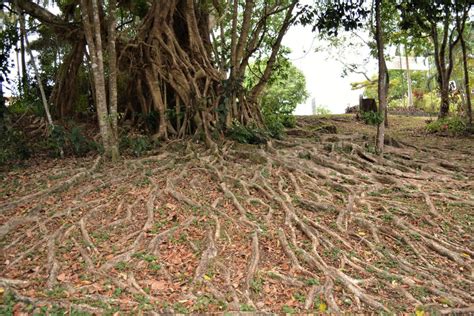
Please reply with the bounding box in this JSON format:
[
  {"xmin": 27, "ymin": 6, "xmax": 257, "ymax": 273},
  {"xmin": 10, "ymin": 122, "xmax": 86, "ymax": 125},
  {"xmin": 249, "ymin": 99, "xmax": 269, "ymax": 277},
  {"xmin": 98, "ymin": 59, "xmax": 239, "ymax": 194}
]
[
  {"xmin": 399, "ymin": 0, "xmax": 472, "ymax": 118},
  {"xmin": 14, "ymin": 0, "xmax": 299, "ymax": 155}
]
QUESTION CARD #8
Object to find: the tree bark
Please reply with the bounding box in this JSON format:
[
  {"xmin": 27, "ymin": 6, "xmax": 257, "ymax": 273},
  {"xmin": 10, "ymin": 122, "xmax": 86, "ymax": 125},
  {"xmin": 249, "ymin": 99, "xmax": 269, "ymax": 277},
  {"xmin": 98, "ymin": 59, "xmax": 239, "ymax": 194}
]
[
  {"xmin": 21, "ymin": 14, "xmax": 53, "ymax": 127},
  {"xmin": 19, "ymin": 11, "xmax": 28, "ymax": 95},
  {"xmin": 49, "ymin": 41, "xmax": 85, "ymax": 118},
  {"xmin": 456, "ymin": 4, "xmax": 472, "ymax": 126},
  {"xmin": 405, "ymin": 45, "xmax": 413, "ymax": 108},
  {"xmin": 375, "ymin": 0, "xmax": 387, "ymax": 155},
  {"xmin": 80, "ymin": 0, "xmax": 119, "ymax": 161},
  {"xmin": 107, "ymin": 0, "xmax": 118, "ymax": 141},
  {"xmin": 430, "ymin": 7, "xmax": 462, "ymax": 119}
]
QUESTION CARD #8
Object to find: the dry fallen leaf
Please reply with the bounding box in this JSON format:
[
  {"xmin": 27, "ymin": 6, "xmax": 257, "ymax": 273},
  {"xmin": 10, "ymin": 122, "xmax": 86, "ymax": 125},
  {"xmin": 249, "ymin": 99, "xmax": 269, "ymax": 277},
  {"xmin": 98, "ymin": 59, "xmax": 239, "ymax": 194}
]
[
  {"xmin": 149, "ymin": 280, "xmax": 167, "ymax": 291},
  {"xmin": 165, "ymin": 203, "xmax": 177, "ymax": 210},
  {"xmin": 57, "ymin": 273, "xmax": 67, "ymax": 282}
]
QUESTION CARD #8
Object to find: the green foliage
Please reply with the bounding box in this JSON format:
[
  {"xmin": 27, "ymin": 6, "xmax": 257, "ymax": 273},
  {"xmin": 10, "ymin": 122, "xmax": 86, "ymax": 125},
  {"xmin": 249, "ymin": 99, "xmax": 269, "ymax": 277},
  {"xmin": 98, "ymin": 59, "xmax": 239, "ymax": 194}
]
[
  {"xmin": 361, "ymin": 111, "xmax": 384, "ymax": 125},
  {"xmin": 281, "ymin": 305, "xmax": 296, "ymax": 313},
  {"xmin": 8, "ymin": 85, "xmax": 45, "ymax": 117},
  {"xmin": 226, "ymin": 121, "xmax": 269, "ymax": 144},
  {"xmin": 298, "ymin": 1, "xmax": 369, "ymax": 36},
  {"xmin": 0, "ymin": 129, "xmax": 31, "ymax": 165},
  {"xmin": 245, "ymin": 50, "xmax": 308, "ymax": 138},
  {"xmin": 426, "ymin": 117, "xmax": 470, "ymax": 135},
  {"xmin": 120, "ymin": 134, "xmax": 153, "ymax": 157},
  {"xmin": 0, "ymin": 290, "xmax": 16, "ymax": 314},
  {"xmin": 0, "ymin": 14, "xmax": 19, "ymax": 80},
  {"xmin": 47, "ymin": 125, "xmax": 96, "ymax": 157},
  {"xmin": 313, "ymin": 104, "xmax": 332, "ymax": 116}
]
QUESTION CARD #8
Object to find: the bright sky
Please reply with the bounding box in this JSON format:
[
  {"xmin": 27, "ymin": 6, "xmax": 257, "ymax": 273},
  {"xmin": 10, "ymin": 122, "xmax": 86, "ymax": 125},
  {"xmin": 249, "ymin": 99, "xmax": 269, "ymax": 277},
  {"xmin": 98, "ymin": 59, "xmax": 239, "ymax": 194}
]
[{"xmin": 282, "ymin": 23, "xmax": 376, "ymax": 115}]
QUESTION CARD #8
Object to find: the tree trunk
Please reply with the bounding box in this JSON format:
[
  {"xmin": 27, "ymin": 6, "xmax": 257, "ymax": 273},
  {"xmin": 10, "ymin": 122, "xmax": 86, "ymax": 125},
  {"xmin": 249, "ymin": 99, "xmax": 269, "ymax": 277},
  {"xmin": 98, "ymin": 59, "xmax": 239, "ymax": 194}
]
[
  {"xmin": 375, "ymin": 0, "xmax": 387, "ymax": 155},
  {"xmin": 19, "ymin": 0, "xmax": 294, "ymax": 145},
  {"xmin": 0, "ymin": 76, "xmax": 6, "ymax": 133},
  {"xmin": 457, "ymin": 6, "xmax": 472, "ymax": 126},
  {"xmin": 21, "ymin": 14, "xmax": 53, "ymax": 127},
  {"xmin": 439, "ymin": 82, "xmax": 450, "ymax": 119},
  {"xmin": 19, "ymin": 12, "xmax": 28, "ymax": 95},
  {"xmin": 49, "ymin": 41, "xmax": 85, "ymax": 119},
  {"xmin": 431, "ymin": 9, "xmax": 462, "ymax": 119},
  {"xmin": 405, "ymin": 45, "xmax": 413, "ymax": 108},
  {"xmin": 80, "ymin": 0, "xmax": 119, "ymax": 161},
  {"xmin": 107, "ymin": 0, "xmax": 118, "ymax": 142}
]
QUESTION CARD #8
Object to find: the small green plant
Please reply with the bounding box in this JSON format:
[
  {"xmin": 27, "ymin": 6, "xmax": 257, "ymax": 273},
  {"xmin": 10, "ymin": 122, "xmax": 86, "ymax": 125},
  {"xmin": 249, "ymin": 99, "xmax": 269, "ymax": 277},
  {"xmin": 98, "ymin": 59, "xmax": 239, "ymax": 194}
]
[
  {"xmin": 240, "ymin": 303, "xmax": 256, "ymax": 312},
  {"xmin": 173, "ymin": 302, "xmax": 189, "ymax": 313},
  {"xmin": 294, "ymin": 292, "xmax": 305, "ymax": 303},
  {"xmin": 305, "ymin": 278, "xmax": 320, "ymax": 286},
  {"xmin": 227, "ymin": 121, "xmax": 269, "ymax": 144},
  {"xmin": 115, "ymin": 261, "xmax": 129, "ymax": 271},
  {"xmin": 45, "ymin": 286, "xmax": 67, "ymax": 298},
  {"xmin": 149, "ymin": 263, "xmax": 162, "ymax": 271},
  {"xmin": 426, "ymin": 117, "xmax": 469, "ymax": 135},
  {"xmin": 361, "ymin": 111, "xmax": 384, "ymax": 125},
  {"xmin": 0, "ymin": 290, "xmax": 16, "ymax": 314},
  {"xmin": 281, "ymin": 305, "xmax": 296, "ymax": 313},
  {"xmin": 69, "ymin": 126, "xmax": 96, "ymax": 156},
  {"xmin": 120, "ymin": 134, "xmax": 153, "ymax": 156},
  {"xmin": 112, "ymin": 288, "xmax": 122, "ymax": 298},
  {"xmin": 250, "ymin": 278, "xmax": 263, "ymax": 293},
  {"xmin": 0, "ymin": 129, "xmax": 31, "ymax": 164}
]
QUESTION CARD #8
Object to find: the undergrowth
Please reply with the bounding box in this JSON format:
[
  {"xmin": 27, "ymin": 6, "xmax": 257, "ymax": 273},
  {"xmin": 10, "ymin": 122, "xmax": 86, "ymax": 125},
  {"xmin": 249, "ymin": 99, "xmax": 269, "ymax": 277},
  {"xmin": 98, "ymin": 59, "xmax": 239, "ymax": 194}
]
[
  {"xmin": 226, "ymin": 121, "xmax": 270, "ymax": 144},
  {"xmin": 361, "ymin": 111, "xmax": 384, "ymax": 126},
  {"xmin": 426, "ymin": 117, "xmax": 472, "ymax": 135}
]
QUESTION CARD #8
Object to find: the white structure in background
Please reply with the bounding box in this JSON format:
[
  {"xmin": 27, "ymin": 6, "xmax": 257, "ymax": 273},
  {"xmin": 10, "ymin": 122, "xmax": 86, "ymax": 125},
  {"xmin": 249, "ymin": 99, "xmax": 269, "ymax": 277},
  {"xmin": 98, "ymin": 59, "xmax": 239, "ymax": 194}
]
[
  {"xmin": 386, "ymin": 56, "xmax": 429, "ymax": 71},
  {"xmin": 386, "ymin": 50, "xmax": 429, "ymax": 108},
  {"xmin": 311, "ymin": 98, "xmax": 317, "ymax": 115}
]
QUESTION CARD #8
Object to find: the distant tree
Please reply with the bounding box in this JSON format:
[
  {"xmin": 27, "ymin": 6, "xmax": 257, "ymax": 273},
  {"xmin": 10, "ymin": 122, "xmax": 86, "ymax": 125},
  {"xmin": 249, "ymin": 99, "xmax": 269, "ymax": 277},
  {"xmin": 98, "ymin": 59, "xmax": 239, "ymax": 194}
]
[
  {"xmin": 398, "ymin": 0, "xmax": 472, "ymax": 118},
  {"xmin": 374, "ymin": 0, "xmax": 388, "ymax": 155},
  {"xmin": 0, "ymin": 3, "xmax": 20, "ymax": 130},
  {"xmin": 299, "ymin": 0, "xmax": 389, "ymax": 153},
  {"xmin": 455, "ymin": 4, "xmax": 472, "ymax": 126},
  {"xmin": 245, "ymin": 51, "xmax": 309, "ymax": 133}
]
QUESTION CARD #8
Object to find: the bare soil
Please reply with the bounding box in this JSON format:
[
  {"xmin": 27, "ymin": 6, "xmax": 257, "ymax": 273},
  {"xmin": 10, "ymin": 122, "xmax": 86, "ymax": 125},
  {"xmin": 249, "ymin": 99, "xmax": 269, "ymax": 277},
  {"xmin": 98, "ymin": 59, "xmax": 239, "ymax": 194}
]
[{"xmin": 1, "ymin": 115, "xmax": 473, "ymax": 314}]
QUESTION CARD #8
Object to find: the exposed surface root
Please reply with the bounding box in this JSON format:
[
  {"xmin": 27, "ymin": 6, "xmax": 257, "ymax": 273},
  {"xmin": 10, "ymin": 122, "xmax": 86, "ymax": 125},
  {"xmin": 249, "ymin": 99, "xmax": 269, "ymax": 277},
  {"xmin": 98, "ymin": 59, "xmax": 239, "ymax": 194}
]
[{"xmin": 1, "ymin": 116, "xmax": 473, "ymax": 313}]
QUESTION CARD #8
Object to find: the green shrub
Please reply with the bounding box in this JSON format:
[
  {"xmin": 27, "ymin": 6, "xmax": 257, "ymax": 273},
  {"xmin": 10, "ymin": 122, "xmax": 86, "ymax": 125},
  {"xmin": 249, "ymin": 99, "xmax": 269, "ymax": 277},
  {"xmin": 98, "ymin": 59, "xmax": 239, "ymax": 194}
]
[
  {"xmin": 281, "ymin": 115, "xmax": 296, "ymax": 128},
  {"xmin": 264, "ymin": 116, "xmax": 285, "ymax": 139},
  {"xmin": 361, "ymin": 111, "xmax": 384, "ymax": 125},
  {"xmin": 120, "ymin": 134, "xmax": 153, "ymax": 156},
  {"xmin": 69, "ymin": 126, "xmax": 97, "ymax": 156},
  {"xmin": 46, "ymin": 125, "xmax": 97, "ymax": 157},
  {"xmin": 227, "ymin": 121, "xmax": 269, "ymax": 144},
  {"xmin": 426, "ymin": 117, "xmax": 469, "ymax": 135},
  {"xmin": 47, "ymin": 125, "xmax": 67, "ymax": 157},
  {"xmin": 0, "ymin": 129, "xmax": 31, "ymax": 165}
]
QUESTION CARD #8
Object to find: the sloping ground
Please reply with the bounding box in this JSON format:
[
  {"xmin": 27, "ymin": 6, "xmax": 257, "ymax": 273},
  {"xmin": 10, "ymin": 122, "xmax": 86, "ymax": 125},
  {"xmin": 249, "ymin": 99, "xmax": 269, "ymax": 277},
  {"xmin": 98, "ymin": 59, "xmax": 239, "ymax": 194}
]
[{"xmin": 0, "ymin": 115, "xmax": 473, "ymax": 314}]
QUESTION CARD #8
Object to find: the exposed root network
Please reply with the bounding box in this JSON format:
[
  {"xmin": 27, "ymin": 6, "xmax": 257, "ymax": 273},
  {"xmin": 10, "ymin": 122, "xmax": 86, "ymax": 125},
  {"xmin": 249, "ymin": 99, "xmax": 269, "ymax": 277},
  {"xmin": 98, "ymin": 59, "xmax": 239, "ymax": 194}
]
[{"xmin": 0, "ymin": 117, "xmax": 473, "ymax": 314}]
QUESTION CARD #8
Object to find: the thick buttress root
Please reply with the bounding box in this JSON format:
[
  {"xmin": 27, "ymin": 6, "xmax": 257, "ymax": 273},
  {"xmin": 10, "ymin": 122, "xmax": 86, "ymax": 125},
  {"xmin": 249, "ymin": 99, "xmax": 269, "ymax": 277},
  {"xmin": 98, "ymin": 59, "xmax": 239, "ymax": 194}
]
[{"xmin": 0, "ymin": 126, "xmax": 473, "ymax": 313}]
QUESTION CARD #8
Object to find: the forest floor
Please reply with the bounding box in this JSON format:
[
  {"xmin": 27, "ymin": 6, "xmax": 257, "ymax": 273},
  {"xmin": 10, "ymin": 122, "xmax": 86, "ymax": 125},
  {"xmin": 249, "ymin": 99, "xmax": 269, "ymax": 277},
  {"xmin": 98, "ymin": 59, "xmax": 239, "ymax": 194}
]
[{"xmin": 0, "ymin": 115, "xmax": 473, "ymax": 315}]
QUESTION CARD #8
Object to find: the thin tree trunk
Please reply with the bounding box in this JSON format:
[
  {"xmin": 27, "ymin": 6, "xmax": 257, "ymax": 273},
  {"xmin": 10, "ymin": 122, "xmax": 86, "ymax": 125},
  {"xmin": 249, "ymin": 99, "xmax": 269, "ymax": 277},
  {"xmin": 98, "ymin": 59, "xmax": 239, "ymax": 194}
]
[
  {"xmin": 457, "ymin": 9, "xmax": 472, "ymax": 126},
  {"xmin": 19, "ymin": 12, "xmax": 28, "ymax": 95},
  {"xmin": 439, "ymin": 81, "xmax": 450, "ymax": 118},
  {"xmin": 80, "ymin": 0, "xmax": 119, "ymax": 161},
  {"xmin": 250, "ymin": 0, "xmax": 298, "ymax": 102},
  {"xmin": 0, "ymin": 76, "xmax": 6, "ymax": 132},
  {"xmin": 375, "ymin": 0, "xmax": 387, "ymax": 155},
  {"xmin": 22, "ymin": 18, "xmax": 53, "ymax": 127},
  {"xmin": 107, "ymin": 0, "xmax": 119, "ymax": 156},
  {"xmin": 405, "ymin": 45, "xmax": 413, "ymax": 108}
]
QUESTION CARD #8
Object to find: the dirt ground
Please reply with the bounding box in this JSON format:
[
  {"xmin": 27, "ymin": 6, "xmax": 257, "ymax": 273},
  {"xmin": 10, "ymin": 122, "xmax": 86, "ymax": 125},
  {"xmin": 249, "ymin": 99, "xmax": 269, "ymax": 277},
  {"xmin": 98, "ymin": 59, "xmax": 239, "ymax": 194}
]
[{"xmin": 1, "ymin": 115, "xmax": 473, "ymax": 314}]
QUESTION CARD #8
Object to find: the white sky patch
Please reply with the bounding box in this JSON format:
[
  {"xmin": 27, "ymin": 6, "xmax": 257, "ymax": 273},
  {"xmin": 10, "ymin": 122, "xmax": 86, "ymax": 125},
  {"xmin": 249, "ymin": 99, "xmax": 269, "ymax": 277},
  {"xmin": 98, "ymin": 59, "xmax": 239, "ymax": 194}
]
[{"xmin": 283, "ymin": 23, "xmax": 377, "ymax": 115}]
